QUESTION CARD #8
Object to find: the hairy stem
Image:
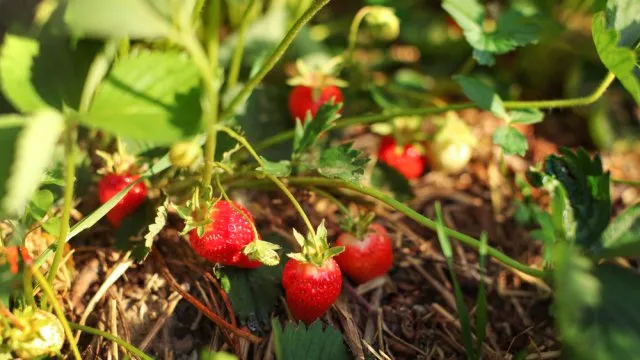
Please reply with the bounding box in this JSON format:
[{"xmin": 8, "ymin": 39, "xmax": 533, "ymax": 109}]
[
  {"xmin": 69, "ymin": 322, "xmax": 153, "ymax": 360},
  {"xmin": 220, "ymin": 0, "xmax": 331, "ymax": 121},
  {"xmin": 227, "ymin": 0, "xmax": 258, "ymax": 89},
  {"xmin": 200, "ymin": 0, "xmax": 222, "ymax": 191},
  {"xmin": 216, "ymin": 126, "xmax": 316, "ymax": 237},
  {"xmin": 229, "ymin": 176, "xmax": 547, "ymax": 278},
  {"xmin": 32, "ymin": 267, "xmax": 82, "ymax": 360},
  {"xmin": 345, "ymin": 6, "xmax": 374, "ymax": 65},
  {"xmin": 256, "ymin": 71, "xmax": 616, "ymax": 151}
]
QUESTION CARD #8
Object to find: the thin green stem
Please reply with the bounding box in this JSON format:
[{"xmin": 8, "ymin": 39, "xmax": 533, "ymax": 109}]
[
  {"xmin": 227, "ymin": 0, "xmax": 258, "ymax": 89},
  {"xmin": 79, "ymin": 40, "xmax": 118, "ymax": 113},
  {"xmin": 612, "ymin": 178, "xmax": 640, "ymax": 186},
  {"xmin": 220, "ymin": 0, "xmax": 331, "ymax": 122},
  {"xmin": 45, "ymin": 122, "xmax": 75, "ymax": 301},
  {"xmin": 503, "ymin": 71, "xmax": 615, "ymax": 109},
  {"xmin": 69, "ymin": 322, "xmax": 153, "ymax": 360},
  {"xmin": 345, "ymin": 6, "xmax": 373, "ymax": 65},
  {"xmin": 216, "ymin": 125, "xmax": 316, "ymax": 237},
  {"xmin": 256, "ymin": 71, "xmax": 616, "ymax": 151},
  {"xmin": 23, "ymin": 267, "xmax": 35, "ymax": 307},
  {"xmin": 229, "ymin": 176, "xmax": 547, "ymax": 278},
  {"xmin": 203, "ymin": 0, "xmax": 221, "ymax": 191},
  {"xmin": 32, "ymin": 267, "xmax": 82, "ymax": 360}
]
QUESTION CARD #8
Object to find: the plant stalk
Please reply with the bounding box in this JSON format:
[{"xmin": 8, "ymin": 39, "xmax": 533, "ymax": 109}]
[
  {"xmin": 229, "ymin": 176, "xmax": 547, "ymax": 278},
  {"xmin": 69, "ymin": 322, "xmax": 153, "ymax": 360},
  {"xmin": 345, "ymin": 6, "xmax": 374, "ymax": 65},
  {"xmin": 227, "ymin": 0, "xmax": 258, "ymax": 89},
  {"xmin": 32, "ymin": 267, "xmax": 82, "ymax": 360},
  {"xmin": 220, "ymin": 0, "xmax": 331, "ymax": 122}
]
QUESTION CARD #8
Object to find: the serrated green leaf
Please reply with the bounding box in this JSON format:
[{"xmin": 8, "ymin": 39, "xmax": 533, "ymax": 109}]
[
  {"xmin": 594, "ymin": 203, "xmax": 640, "ymax": 259},
  {"xmin": 554, "ymin": 243, "xmax": 640, "ymax": 360},
  {"xmin": 454, "ymin": 75, "xmax": 510, "ymax": 120},
  {"xmin": 2, "ymin": 110, "xmax": 64, "ymax": 216},
  {"xmin": 293, "ymin": 102, "xmax": 341, "ymax": 156},
  {"xmin": 492, "ymin": 126, "xmax": 528, "ymax": 156},
  {"xmin": 258, "ymin": 157, "xmax": 292, "ymax": 177},
  {"xmin": 221, "ymin": 234, "xmax": 288, "ymax": 325},
  {"xmin": 0, "ymin": 115, "xmax": 24, "ymax": 211},
  {"xmin": 317, "ymin": 143, "xmax": 369, "ymax": 184},
  {"xmin": 544, "ymin": 148, "xmax": 611, "ymax": 249},
  {"xmin": 83, "ymin": 51, "xmax": 202, "ymax": 144},
  {"xmin": 510, "ymin": 108, "xmax": 544, "ymax": 125},
  {"xmin": 592, "ymin": 12, "xmax": 640, "ymax": 104},
  {"xmin": 272, "ymin": 320, "xmax": 350, "ymax": 360},
  {"xmin": 0, "ymin": 32, "xmax": 97, "ymax": 112},
  {"xmin": 141, "ymin": 202, "xmax": 168, "ymax": 261},
  {"xmin": 370, "ymin": 162, "xmax": 414, "ymax": 202},
  {"xmin": 65, "ymin": 0, "xmax": 173, "ymax": 39},
  {"xmin": 443, "ymin": 0, "xmax": 540, "ymax": 65}
]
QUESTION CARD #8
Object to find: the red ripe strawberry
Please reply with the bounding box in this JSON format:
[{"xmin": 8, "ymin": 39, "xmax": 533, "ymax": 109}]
[
  {"xmin": 335, "ymin": 223, "xmax": 393, "ymax": 284},
  {"xmin": 378, "ymin": 135, "xmax": 426, "ymax": 180},
  {"xmin": 98, "ymin": 174, "xmax": 148, "ymax": 228},
  {"xmin": 188, "ymin": 200, "xmax": 262, "ymax": 269},
  {"xmin": 282, "ymin": 221, "xmax": 344, "ymax": 324},
  {"xmin": 288, "ymin": 85, "xmax": 344, "ymax": 123},
  {"xmin": 282, "ymin": 258, "xmax": 342, "ymax": 324}
]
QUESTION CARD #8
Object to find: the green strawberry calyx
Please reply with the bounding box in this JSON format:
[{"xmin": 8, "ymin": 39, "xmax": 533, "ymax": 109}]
[
  {"xmin": 175, "ymin": 187, "xmax": 216, "ymax": 237},
  {"xmin": 287, "ymin": 220, "xmax": 344, "ymax": 267},
  {"xmin": 243, "ymin": 240, "xmax": 281, "ymax": 266},
  {"xmin": 339, "ymin": 210, "xmax": 376, "ymax": 240}
]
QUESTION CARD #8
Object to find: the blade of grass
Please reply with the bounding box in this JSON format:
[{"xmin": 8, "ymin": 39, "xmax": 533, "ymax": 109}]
[
  {"xmin": 475, "ymin": 232, "xmax": 488, "ymax": 358},
  {"xmin": 434, "ymin": 202, "xmax": 474, "ymax": 360}
]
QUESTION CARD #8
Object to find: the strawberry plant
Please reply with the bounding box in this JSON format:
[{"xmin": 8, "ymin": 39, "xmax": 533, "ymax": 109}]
[{"xmin": 0, "ymin": 0, "xmax": 638, "ymax": 359}]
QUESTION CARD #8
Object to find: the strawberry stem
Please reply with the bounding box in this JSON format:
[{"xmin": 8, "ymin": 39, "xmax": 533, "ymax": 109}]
[
  {"xmin": 227, "ymin": 0, "xmax": 258, "ymax": 90},
  {"xmin": 217, "ymin": 125, "xmax": 317, "ymax": 238}
]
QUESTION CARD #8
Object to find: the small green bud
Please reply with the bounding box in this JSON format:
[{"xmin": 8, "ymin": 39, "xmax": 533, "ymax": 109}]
[
  {"xmin": 365, "ymin": 6, "xmax": 400, "ymax": 42},
  {"xmin": 9, "ymin": 308, "xmax": 64, "ymax": 358}
]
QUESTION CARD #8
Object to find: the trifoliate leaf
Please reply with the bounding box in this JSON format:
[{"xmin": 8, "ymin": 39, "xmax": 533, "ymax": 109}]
[
  {"xmin": 141, "ymin": 201, "xmax": 168, "ymax": 261},
  {"xmin": 272, "ymin": 320, "xmax": 350, "ymax": 360},
  {"xmin": 554, "ymin": 243, "xmax": 640, "ymax": 360},
  {"xmin": 293, "ymin": 102, "xmax": 341, "ymax": 156},
  {"xmin": 258, "ymin": 157, "xmax": 292, "ymax": 177},
  {"xmin": 492, "ymin": 126, "xmax": 528, "ymax": 156},
  {"xmin": 317, "ymin": 143, "xmax": 369, "ymax": 183},
  {"xmin": 544, "ymin": 148, "xmax": 611, "ymax": 249},
  {"xmin": 592, "ymin": 12, "xmax": 640, "ymax": 104},
  {"xmin": 443, "ymin": 0, "xmax": 541, "ymax": 66},
  {"xmin": 510, "ymin": 109, "xmax": 544, "ymax": 125},
  {"xmin": 454, "ymin": 75, "xmax": 510, "ymax": 121}
]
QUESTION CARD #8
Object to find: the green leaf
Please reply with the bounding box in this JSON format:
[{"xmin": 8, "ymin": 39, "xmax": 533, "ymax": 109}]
[
  {"xmin": 25, "ymin": 189, "xmax": 55, "ymax": 225},
  {"xmin": 605, "ymin": 0, "xmax": 640, "ymax": 48},
  {"xmin": 221, "ymin": 234, "xmax": 288, "ymax": 325},
  {"xmin": 0, "ymin": 115, "xmax": 24, "ymax": 210},
  {"xmin": 370, "ymin": 162, "xmax": 414, "ymax": 202},
  {"xmin": 544, "ymin": 148, "xmax": 611, "ymax": 249},
  {"xmin": 592, "ymin": 12, "xmax": 640, "ymax": 104},
  {"xmin": 293, "ymin": 102, "xmax": 341, "ymax": 156},
  {"xmin": 83, "ymin": 51, "xmax": 202, "ymax": 145},
  {"xmin": 443, "ymin": 0, "xmax": 540, "ymax": 64},
  {"xmin": 272, "ymin": 320, "xmax": 350, "ymax": 360},
  {"xmin": 141, "ymin": 201, "xmax": 168, "ymax": 261},
  {"xmin": 317, "ymin": 144, "xmax": 369, "ymax": 184},
  {"xmin": 2, "ymin": 110, "xmax": 64, "ymax": 216},
  {"xmin": 454, "ymin": 75, "xmax": 510, "ymax": 120},
  {"xmin": 258, "ymin": 157, "xmax": 292, "ymax": 177},
  {"xmin": 65, "ymin": 0, "xmax": 173, "ymax": 39},
  {"xmin": 492, "ymin": 126, "xmax": 528, "ymax": 156},
  {"xmin": 594, "ymin": 203, "xmax": 640, "ymax": 259},
  {"xmin": 554, "ymin": 244, "xmax": 640, "ymax": 360},
  {"xmin": 510, "ymin": 108, "xmax": 544, "ymax": 125},
  {"xmin": 0, "ymin": 33, "xmax": 97, "ymax": 112}
]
